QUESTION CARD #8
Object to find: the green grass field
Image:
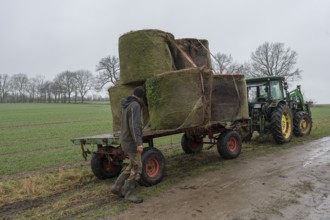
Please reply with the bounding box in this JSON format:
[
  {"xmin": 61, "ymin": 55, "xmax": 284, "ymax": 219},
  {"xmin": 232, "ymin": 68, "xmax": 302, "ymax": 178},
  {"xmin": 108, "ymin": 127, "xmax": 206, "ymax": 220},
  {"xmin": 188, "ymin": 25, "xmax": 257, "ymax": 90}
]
[
  {"xmin": 0, "ymin": 103, "xmax": 181, "ymax": 176},
  {"xmin": 0, "ymin": 103, "xmax": 330, "ymax": 219}
]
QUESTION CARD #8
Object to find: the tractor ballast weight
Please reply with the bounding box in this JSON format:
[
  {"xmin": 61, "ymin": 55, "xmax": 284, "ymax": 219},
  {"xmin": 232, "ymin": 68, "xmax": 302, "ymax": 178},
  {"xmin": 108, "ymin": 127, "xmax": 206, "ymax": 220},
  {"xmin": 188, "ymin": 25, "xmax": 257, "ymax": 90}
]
[{"xmin": 245, "ymin": 76, "xmax": 312, "ymax": 144}]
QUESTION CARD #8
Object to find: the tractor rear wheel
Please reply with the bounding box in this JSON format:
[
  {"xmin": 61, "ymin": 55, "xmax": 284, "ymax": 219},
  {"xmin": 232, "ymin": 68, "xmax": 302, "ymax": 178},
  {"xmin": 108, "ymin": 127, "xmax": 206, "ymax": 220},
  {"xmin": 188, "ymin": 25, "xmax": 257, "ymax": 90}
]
[
  {"xmin": 270, "ymin": 104, "xmax": 293, "ymax": 144},
  {"xmin": 217, "ymin": 131, "xmax": 242, "ymax": 159},
  {"xmin": 293, "ymin": 111, "xmax": 312, "ymax": 137},
  {"xmin": 91, "ymin": 153, "xmax": 122, "ymax": 180},
  {"xmin": 181, "ymin": 134, "xmax": 203, "ymax": 154},
  {"xmin": 139, "ymin": 147, "xmax": 166, "ymax": 186}
]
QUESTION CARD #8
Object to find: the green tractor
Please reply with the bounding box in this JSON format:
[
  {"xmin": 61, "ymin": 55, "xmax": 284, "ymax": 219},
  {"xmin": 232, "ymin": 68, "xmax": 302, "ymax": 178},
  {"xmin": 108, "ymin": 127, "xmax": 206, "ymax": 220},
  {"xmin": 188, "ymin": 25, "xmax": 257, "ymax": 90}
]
[{"xmin": 245, "ymin": 76, "xmax": 312, "ymax": 144}]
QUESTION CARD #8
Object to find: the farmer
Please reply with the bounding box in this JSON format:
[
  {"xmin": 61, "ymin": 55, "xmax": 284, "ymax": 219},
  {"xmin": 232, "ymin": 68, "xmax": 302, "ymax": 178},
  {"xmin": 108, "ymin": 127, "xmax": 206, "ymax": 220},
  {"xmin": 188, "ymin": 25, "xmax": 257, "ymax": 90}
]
[{"xmin": 111, "ymin": 86, "xmax": 145, "ymax": 203}]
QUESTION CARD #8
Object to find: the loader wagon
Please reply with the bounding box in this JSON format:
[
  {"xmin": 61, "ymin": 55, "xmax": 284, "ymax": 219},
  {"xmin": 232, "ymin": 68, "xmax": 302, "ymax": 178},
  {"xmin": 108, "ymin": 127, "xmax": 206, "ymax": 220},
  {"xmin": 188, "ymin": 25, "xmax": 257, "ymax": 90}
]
[
  {"xmin": 71, "ymin": 119, "xmax": 249, "ymax": 186},
  {"xmin": 71, "ymin": 29, "xmax": 250, "ymax": 186}
]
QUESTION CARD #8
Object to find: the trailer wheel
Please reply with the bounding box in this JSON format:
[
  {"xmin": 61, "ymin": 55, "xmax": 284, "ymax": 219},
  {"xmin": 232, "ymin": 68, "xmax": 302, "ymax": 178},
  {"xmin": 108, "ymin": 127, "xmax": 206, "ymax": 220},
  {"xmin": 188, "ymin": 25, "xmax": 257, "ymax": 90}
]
[
  {"xmin": 217, "ymin": 131, "xmax": 242, "ymax": 159},
  {"xmin": 91, "ymin": 153, "xmax": 122, "ymax": 180},
  {"xmin": 181, "ymin": 134, "xmax": 203, "ymax": 154},
  {"xmin": 139, "ymin": 147, "xmax": 166, "ymax": 186},
  {"xmin": 271, "ymin": 104, "xmax": 293, "ymax": 144},
  {"xmin": 293, "ymin": 111, "xmax": 312, "ymax": 137}
]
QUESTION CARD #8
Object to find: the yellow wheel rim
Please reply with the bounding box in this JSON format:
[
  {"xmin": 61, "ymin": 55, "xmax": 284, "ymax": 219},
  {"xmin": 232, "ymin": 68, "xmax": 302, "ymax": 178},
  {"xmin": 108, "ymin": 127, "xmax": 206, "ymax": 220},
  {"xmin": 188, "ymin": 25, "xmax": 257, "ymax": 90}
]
[
  {"xmin": 281, "ymin": 112, "xmax": 291, "ymax": 139},
  {"xmin": 300, "ymin": 118, "xmax": 310, "ymax": 134}
]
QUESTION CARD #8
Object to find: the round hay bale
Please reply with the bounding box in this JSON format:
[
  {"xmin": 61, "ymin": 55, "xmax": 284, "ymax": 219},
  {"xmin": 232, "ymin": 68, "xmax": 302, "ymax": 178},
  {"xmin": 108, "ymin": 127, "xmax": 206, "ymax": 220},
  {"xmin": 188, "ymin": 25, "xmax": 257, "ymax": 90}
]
[
  {"xmin": 211, "ymin": 75, "xmax": 249, "ymax": 122},
  {"xmin": 146, "ymin": 67, "xmax": 213, "ymax": 130},
  {"xmin": 119, "ymin": 29, "xmax": 176, "ymax": 84},
  {"xmin": 108, "ymin": 83, "xmax": 149, "ymax": 133},
  {"xmin": 174, "ymin": 38, "xmax": 211, "ymax": 69}
]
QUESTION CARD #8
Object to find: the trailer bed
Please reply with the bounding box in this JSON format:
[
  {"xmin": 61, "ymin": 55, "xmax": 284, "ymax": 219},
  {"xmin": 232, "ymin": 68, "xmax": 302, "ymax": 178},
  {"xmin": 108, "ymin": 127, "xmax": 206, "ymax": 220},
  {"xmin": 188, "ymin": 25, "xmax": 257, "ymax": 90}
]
[{"xmin": 71, "ymin": 129, "xmax": 184, "ymax": 147}]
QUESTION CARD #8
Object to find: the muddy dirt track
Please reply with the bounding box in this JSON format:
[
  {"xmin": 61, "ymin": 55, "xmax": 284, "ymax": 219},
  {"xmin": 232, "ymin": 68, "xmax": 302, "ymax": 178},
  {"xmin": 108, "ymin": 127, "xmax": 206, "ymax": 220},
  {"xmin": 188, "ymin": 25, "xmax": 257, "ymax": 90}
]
[{"xmin": 118, "ymin": 137, "xmax": 330, "ymax": 220}]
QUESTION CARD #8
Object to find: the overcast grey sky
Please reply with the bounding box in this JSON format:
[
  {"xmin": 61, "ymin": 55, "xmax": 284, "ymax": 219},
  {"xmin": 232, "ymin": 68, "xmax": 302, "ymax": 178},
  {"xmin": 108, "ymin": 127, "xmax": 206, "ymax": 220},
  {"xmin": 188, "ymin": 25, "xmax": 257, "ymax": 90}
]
[{"xmin": 1, "ymin": 0, "xmax": 329, "ymax": 103}]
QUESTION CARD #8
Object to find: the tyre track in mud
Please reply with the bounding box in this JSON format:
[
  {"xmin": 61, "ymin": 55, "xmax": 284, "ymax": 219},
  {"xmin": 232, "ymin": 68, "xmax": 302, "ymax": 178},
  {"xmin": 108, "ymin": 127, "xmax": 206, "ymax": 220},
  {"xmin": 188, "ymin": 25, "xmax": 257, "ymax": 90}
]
[{"xmin": 117, "ymin": 137, "xmax": 330, "ymax": 220}]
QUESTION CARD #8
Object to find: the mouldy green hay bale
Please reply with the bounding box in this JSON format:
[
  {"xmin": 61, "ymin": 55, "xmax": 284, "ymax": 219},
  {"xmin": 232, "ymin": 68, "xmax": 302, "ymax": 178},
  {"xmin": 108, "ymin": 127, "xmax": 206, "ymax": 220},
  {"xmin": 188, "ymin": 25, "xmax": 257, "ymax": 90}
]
[
  {"xmin": 211, "ymin": 74, "xmax": 249, "ymax": 123},
  {"xmin": 108, "ymin": 83, "xmax": 149, "ymax": 133},
  {"xmin": 145, "ymin": 67, "xmax": 213, "ymax": 130},
  {"xmin": 119, "ymin": 29, "xmax": 176, "ymax": 84},
  {"xmin": 174, "ymin": 38, "xmax": 211, "ymax": 69}
]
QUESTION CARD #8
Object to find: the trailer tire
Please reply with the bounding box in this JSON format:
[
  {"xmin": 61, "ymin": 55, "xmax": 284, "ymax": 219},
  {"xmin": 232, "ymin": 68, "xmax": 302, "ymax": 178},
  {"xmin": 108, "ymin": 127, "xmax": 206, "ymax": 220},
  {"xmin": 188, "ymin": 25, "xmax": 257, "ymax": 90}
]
[
  {"xmin": 293, "ymin": 111, "xmax": 312, "ymax": 137},
  {"xmin": 91, "ymin": 153, "xmax": 122, "ymax": 180},
  {"xmin": 217, "ymin": 131, "xmax": 242, "ymax": 159},
  {"xmin": 271, "ymin": 104, "xmax": 293, "ymax": 144},
  {"xmin": 181, "ymin": 134, "xmax": 203, "ymax": 154},
  {"xmin": 139, "ymin": 147, "xmax": 166, "ymax": 187}
]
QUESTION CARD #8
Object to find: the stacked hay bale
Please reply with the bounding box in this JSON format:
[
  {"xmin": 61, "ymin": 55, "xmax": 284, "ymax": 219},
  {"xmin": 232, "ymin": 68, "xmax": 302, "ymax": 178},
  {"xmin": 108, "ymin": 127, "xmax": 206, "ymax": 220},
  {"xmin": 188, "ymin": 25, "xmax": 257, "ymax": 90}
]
[
  {"xmin": 109, "ymin": 29, "xmax": 215, "ymax": 133},
  {"xmin": 211, "ymin": 75, "xmax": 249, "ymax": 123},
  {"xmin": 119, "ymin": 29, "xmax": 176, "ymax": 84},
  {"xmin": 174, "ymin": 38, "xmax": 211, "ymax": 69},
  {"xmin": 108, "ymin": 84, "xmax": 149, "ymax": 133},
  {"xmin": 110, "ymin": 29, "xmax": 175, "ymax": 133},
  {"xmin": 109, "ymin": 29, "xmax": 248, "ymax": 134},
  {"xmin": 146, "ymin": 67, "xmax": 213, "ymax": 130}
]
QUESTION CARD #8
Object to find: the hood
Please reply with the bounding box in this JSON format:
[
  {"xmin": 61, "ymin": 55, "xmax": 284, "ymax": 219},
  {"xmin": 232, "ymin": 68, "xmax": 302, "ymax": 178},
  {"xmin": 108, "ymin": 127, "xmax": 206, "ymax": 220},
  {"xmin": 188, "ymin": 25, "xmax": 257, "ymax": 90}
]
[{"xmin": 121, "ymin": 95, "xmax": 144, "ymax": 109}]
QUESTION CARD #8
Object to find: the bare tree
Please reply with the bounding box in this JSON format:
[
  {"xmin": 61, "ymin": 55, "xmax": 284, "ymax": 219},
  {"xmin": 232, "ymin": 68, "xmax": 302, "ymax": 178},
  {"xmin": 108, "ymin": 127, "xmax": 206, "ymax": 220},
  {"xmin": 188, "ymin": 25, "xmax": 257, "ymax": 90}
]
[
  {"xmin": 95, "ymin": 55, "xmax": 119, "ymax": 90},
  {"xmin": 27, "ymin": 78, "xmax": 38, "ymax": 102},
  {"xmin": 56, "ymin": 71, "xmax": 76, "ymax": 103},
  {"xmin": 41, "ymin": 81, "xmax": 53, "ymax": 103},
  {"xmin": 247, "ymin": 42, "xmax": 302, "ymax": 81},
  {"xmin": 74, "ymin": 70, "xmax": 94, "ymax": 103},
  {"xmin": 11, "ymin": 73, "xmax": 29, "ymax": 102},
  {"xmin": 51, "ymin": 78, "xmax": 64, "ymax": 103},
  {"xmin": 0, "ymin": 74, "xmax": 10, "ymax": 102},
  {"xmin": 213, "ymin": 52, "xmax": 243, "ymax": 74},
  {"xmin": 34, "ymin": 75, "xmax": 45, "ymax": 102}
]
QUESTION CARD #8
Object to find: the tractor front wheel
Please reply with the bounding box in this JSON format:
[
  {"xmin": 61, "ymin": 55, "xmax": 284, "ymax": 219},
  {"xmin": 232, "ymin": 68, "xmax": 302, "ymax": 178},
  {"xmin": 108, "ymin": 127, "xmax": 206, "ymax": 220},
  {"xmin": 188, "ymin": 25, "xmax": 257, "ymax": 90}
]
[
  {"xmin": 270, "ymin": 104, "xmax": 293, "ymax": 144},
  {"xmin": 293, "ymin": 111, "xmax": 312, "ymax": 137}
]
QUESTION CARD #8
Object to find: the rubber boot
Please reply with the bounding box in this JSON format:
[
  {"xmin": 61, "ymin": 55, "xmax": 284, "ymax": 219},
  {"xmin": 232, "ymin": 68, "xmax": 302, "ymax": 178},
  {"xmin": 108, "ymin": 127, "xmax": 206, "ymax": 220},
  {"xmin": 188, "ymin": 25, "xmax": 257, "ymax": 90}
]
[
  {"xmin": 122, "ymin": 179, "xmax": 143, "ymax": 203},
  {"xmin": 110, "ymin": 173, "xmax": 129, "ymax": 197}
]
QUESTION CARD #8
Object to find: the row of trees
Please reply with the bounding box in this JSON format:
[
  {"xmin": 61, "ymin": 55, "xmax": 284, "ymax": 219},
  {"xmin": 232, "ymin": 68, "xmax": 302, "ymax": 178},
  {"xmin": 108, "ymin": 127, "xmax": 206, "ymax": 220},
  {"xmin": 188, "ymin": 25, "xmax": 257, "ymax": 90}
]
[
  {"xmin": 212, "ymin": 42, "xmax": 301, "ymax": 82},
  {"xmin": 0, "ymin": 41, "xmax": 301, "ymax": 103},
  {"xmin": 96, "ymin": 42, "xmax": 302, "ymax": 90},
  {"xmin": 0, "ymin": 55, "xmax": 121, "ymax": 103},
  {"xmin": 0, "ymin": 70, "xmax": 98, "ymax": 103}
]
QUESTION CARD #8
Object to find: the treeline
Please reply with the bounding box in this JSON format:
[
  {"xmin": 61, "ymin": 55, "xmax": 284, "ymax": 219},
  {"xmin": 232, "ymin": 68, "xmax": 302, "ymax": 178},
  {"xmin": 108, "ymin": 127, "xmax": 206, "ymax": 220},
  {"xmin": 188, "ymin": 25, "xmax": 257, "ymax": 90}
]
[
  {"xmin": 0, "ymin": 70, "xmax": 106, "ymax": 103},
  {"xmin": 1, "ymin": 41, "xmax": 303, "ymax": 104},
  {"xmin": 1, "ymin": 55, "xmax": 120, "ymax": 104}
]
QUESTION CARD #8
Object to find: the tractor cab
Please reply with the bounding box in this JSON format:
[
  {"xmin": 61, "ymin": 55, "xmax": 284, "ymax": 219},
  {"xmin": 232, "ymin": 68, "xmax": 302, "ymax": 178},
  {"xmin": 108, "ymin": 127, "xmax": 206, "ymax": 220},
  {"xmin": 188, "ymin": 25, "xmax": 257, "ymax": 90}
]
[{"xmin": 246, "ymin": 76, "xmax": 286, "ymax": 106}]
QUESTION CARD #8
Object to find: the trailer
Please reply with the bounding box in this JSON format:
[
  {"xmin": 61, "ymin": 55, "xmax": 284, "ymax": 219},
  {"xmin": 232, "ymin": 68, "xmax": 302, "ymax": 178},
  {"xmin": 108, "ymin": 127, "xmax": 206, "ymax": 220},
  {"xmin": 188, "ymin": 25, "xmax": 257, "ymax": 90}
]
[{"xmin": 71, "ymin": 120, "xmax": 248, "ymax": 186}]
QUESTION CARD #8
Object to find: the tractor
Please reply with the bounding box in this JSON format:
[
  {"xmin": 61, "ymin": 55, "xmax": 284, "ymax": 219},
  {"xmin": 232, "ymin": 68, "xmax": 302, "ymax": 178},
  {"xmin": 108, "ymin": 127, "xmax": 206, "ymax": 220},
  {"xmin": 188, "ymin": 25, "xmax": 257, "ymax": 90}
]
[{"xmin": 244, "ymin": 76, "xmax": 312, "ymax": 144}]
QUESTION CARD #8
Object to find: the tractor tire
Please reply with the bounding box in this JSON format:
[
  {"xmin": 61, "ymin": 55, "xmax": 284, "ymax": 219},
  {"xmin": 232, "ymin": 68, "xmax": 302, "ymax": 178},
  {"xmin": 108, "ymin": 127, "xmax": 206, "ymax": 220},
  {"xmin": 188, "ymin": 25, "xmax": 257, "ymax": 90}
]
[
  {"xmin": 293, "ymin": 111, "xmax": 312, "ymax": 137},
  {"xmin": 217, "ymin": 131, "xmax": 242, "ymax": 159},
  {"xmin": 139, "ymin": 147, "xmax": 166, "ymax": 186},
  {"xmin": 181, "ymin": 133, "xmax": 203, "ymax": 154},
  {"xmin": 270, "ymin": 104, "xmax": 293, "ymax": 144},
  {"xmin": 91, "ymin": 153, "xmax": 122, "ymax": 180}
]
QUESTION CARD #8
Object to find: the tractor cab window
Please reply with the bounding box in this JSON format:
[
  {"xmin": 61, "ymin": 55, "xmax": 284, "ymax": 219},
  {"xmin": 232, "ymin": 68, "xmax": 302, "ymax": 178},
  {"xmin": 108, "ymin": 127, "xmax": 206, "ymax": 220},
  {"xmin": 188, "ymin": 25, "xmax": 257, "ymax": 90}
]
[
  {"xmin": 248, "ymin": 87, "xmax": 257, "ymax": 103},
  {"xmin": 247, "ymin": 82, "xmax": 269, "ymax": 103},
  {"xmin": 269, "ymin": 81, "xmax": 284, "ymax": 100},
  {"xmin": 259, "ymin": 85, "xmax": 268, "ymax": 99}
]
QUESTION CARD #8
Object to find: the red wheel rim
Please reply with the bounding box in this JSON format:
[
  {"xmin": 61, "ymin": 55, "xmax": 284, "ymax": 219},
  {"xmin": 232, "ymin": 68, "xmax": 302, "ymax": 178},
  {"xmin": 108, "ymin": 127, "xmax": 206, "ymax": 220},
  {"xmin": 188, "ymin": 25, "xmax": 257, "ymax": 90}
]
[
  {"xmin": 190, "ymin": 137, "xmax": 202, "ymax": 150},
  {"xmin": 191, "ymin": 140, "xmax": 200, "ymax": 149},
  {"xmin": 146, "ymin": 157, "xmax": 160, "ymax": 178},
  {"xmin": 103, "ymin": 159, "xmax": 117, "ymax": 172},
  {"xmin": 227, "ymin": 137, "xmax": 238, "ymax": 153}
]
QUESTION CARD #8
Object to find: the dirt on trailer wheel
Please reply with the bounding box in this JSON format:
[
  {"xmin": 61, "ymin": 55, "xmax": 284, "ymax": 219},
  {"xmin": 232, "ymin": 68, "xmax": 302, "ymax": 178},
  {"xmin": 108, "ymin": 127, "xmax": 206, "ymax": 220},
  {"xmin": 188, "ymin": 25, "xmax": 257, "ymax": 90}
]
[{"xmin": 117, "ymin": 137, "xmax": 330, "ymax": 220}]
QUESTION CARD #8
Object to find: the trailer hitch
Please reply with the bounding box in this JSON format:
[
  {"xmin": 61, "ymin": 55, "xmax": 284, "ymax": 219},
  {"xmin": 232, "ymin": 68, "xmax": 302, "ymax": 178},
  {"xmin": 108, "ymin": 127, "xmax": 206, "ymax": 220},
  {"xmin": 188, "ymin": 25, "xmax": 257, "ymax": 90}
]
[{"xmin": 80, "ymin": 143, "xmax": 91, "ymax": 161}]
